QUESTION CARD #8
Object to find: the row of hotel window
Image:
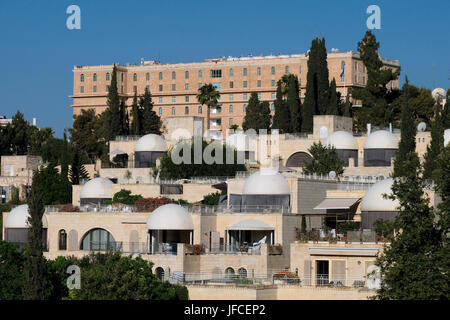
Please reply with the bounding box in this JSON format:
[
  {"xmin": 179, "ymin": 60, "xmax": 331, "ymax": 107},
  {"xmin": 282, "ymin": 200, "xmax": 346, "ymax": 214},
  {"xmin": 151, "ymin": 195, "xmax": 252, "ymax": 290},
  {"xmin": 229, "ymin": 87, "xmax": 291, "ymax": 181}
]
[
  {"xmin": 79, "ymin": 61, "xmax": 368, "ymax": 84},
  {"xmin": 80, "ymin": 66, "xmax": 294, "ymax": 83},
  {"xmin": 154, "ymin": 103, "xmax": 276, "ymax": 116}
]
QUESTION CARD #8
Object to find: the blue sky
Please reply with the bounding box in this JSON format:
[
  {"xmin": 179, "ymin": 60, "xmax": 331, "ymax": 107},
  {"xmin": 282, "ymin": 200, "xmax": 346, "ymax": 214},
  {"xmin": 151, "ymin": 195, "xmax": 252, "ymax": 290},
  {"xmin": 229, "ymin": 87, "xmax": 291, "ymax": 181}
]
[{"xmin": 0, "ymin": 0, "xmax": 448, "ymax": 137}]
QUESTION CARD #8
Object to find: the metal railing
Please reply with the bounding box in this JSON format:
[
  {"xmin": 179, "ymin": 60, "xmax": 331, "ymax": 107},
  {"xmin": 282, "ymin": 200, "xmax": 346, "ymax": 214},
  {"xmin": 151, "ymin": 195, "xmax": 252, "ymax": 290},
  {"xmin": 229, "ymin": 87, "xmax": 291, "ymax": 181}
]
[{"xmin": 114, "ymin": 135, "xmax": 142, "ymax": 141}]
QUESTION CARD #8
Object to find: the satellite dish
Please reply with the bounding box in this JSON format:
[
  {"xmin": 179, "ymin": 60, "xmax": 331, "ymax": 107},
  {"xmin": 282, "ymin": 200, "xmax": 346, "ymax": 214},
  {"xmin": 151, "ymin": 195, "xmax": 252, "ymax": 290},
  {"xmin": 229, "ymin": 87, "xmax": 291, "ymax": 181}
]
[
  {"xmin": 432, "ymin": 88, "xmax": 446, "ymax": 102},
  {"xmin": 366, "ymin": 265, "xmax": 381, "ymax": 290},
  {"xmin": 417, "ymin": 122, "xmax": 427, "ymax": 132},
  {"xmin": 329, "ymin": 171, "xmax": 336, "ymax": 179}
]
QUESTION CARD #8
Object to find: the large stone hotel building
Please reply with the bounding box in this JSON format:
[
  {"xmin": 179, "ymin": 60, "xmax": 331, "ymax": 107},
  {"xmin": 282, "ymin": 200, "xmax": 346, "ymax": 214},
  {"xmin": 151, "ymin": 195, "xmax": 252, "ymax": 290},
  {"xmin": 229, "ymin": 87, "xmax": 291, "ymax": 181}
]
[{"xmin": 71, "ymin": 51, "xmax": 400, "ymax": 134}]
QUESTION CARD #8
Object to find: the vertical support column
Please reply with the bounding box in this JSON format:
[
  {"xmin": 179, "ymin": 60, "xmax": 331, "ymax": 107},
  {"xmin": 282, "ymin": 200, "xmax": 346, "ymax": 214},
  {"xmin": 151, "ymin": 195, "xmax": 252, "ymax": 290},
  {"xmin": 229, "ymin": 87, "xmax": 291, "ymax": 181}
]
[
  {"xmin": 189, "ymin": 231, "xmax": 193, "ymax": 245},
  {"xmin": 270, "ymin": 231, "xmax": 274, "ymax": 245}
]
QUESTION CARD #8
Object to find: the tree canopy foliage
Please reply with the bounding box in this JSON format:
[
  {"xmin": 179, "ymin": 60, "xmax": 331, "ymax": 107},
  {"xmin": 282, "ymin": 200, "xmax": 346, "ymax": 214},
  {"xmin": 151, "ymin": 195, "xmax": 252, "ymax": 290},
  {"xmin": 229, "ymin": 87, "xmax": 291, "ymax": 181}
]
[{"xmin": 303, "ymin": 142, "xmax": 344, "ymax": 176}]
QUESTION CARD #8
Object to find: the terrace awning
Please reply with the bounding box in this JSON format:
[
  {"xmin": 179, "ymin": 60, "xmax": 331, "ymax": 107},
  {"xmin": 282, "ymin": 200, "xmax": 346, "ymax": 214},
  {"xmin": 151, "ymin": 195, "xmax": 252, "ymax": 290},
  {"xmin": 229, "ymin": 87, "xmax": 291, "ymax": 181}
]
[{"xmin": 314, "ymin": 197, "xmax": 361, "ymax": 210}]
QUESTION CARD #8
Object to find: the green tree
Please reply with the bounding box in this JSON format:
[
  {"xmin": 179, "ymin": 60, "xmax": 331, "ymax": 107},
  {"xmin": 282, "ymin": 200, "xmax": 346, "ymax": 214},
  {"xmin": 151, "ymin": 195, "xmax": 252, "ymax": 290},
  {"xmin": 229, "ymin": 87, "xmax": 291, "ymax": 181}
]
[
  {"xmin": 197, "ymin": 84, "xmax": 220, "ymax": 131},
  {"xmin": 375, "ymin": 152, "xmax": 448, "ymax": 299},
  {"xmin": 118, "ymin": 100, "xmax": 129, "ymax": 136},
  {"xmin": 130, "ymin": 91, "xmax": 142, "ymax": 135},
  {"xmin": 242, "ymin": 92, "xmax": 271, "ymax": 132},
  {"xmin": 202, "ymin": 190, "xmax": 226, "ymax": 205},
  {"xmin": 69, "ymin": 147, "xmax": 89, "ymax": 185},
  {"xmin": 158, "ymin": 139, "xmax": 246, "ymax": 179},
  {"xmin": 285, "ymin": 74, "xmax": 302, "ymax": 132},
  {"xmin": 303, "ymin": 142, "xmax": 344, "ymax": 176},
  {"xmin": 393, "ymin": 78, "xmax": 417, "ymax": 178},
  {"xmin": 9, "ymin": 111, "xmax": 29, "ymax": 155},
  {"xmin": 423, "ymin": 101, "xmax": 444, "ymax": 180},
  {"xmin": 104, "ymin": 65, "xmax": 122, "ymax": 141},
  {"xmin": 58, "ymin": 132, "xmax": 72, "ymax": 204},
  {"xmin": 352, "ymin": 31, "xmax": 400, "ymax": 131},
  {"xmin": 68, "ymin": 252, "xmax": 188, "ymax": 300},
  {"xmin": 0, "ymin": 241, "xmax": 25, "ymax": 299},
  {"xmin": 112, "ymin": 189, "xmax": 143, "ymax": 205},
  {"xmin": 272, "ymin": 79, "xmax": 291, "ymax": 133},
  {"xmin": 442, "ymin": 89, "xmax": 450, "ymax": 128},
  {"xmin": 23, "ymin": 170, "xmax": 48, "ymax": 299},
  {"xmin": 140, "ymin": 87, "xmax": 161, "ymax": 134},
  {"xmin": 327, "ymin": 78, "xmax": 339, "ymax": 115}
]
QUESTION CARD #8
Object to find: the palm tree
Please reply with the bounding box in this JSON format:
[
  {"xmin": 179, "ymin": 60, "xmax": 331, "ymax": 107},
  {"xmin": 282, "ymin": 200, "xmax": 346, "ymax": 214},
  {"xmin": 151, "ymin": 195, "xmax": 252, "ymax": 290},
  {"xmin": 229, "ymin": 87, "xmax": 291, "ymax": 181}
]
[{"xmin": 197, "ymin": 83, "xmax": 220, "ymax": 131}]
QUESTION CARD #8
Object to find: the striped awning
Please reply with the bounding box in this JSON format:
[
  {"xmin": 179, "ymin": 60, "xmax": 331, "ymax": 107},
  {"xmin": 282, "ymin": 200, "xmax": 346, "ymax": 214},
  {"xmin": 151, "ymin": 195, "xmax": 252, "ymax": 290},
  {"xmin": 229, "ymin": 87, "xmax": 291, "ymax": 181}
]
[{"xmin": 314, "ymin": 197, "xmax": 361, "ymax": 210}]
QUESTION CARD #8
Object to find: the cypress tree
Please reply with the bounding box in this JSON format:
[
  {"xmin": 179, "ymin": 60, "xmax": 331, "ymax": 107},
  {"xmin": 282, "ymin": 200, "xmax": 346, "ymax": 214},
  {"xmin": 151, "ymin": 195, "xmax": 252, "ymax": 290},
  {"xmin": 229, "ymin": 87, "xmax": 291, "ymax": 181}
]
[
  {"xmin": 118, "ymin": 100, "xmax": 129, "ymax": 136},
  {"xmin": 272, "ymin": 80, "xmax": 291, "ymax": 133},
  {"xmin": 328, "ymin": 78, "xmax": 339, "ymax": 115},
  {"xmin": 105, "ymin": 64, "xmax": 122, "ymax": 141},
  {"xmin": 423, "ymin": 101, "xmax": 444, "ymax": 180},
  {"xmin": 140, "ymin": 87, "xmax": 162, "ymax": 134},
  {"xmin": 286, "ymin": 74, "xmax": 302, "ymax": 132},
  {"xmin": 317, "ymin": 38, "xmax": 330, "ymax": 115},
  {"xmin": 258, "ymin": 101, "xmax": 272, "ymax": 132},
  {"xmin": 23, "ymin": 170, "xmax": 47, "ymax": 300},
  {"xmin": 302, "ymin": 38, "xmax": 319, "ymax": 132},
  {"xmin": 393, "ymin": 78, "xmax": 416, "ymax": 178},
  {"xmin": 243, "ymin": 92, "xmax": 260, "ymax": 131},
  {"xmin": 442, "ymin": 89, "xmax": 450, "ymax": 128},
  {"xmin": 130, "ymin": 92, "xmax": 142, "ymax": 135}
]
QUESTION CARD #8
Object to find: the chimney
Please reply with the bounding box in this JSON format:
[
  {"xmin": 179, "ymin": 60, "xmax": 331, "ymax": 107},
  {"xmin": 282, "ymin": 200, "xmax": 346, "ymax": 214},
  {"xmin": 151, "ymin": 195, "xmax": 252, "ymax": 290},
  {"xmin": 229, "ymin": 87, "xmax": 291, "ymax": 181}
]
[{"xmin": 367, "ymin": 123, "xmax": 371, "ymax": 135}]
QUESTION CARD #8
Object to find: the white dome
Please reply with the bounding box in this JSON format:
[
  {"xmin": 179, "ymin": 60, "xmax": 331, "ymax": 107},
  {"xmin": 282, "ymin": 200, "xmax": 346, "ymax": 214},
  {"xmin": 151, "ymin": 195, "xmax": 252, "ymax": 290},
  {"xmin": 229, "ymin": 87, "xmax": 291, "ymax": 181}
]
[
  {"xmin": 134, "ymin": 134, "xmax": 167, "ymax": 152},
  {"xmin": 432, "ymin": 88, "xmax": 446, "ymax": 101},
  {"xmin": 444, "ymin": 129, "xmax": 450, "ymax": 147},
  {"xmin": 361, "ymin": 179, "xmax": 400, "ymax": 212},
  {"xmin": 324, "ymin": 131, "xmax": 358, "ymax": 150},
  {"xmin": 364, "ymin": 130, "xmax": 398, "ymax": 149},
  {"xmin": 4, "ymin": 204, "xmax": 48, "ymax": 229},
  {"xmin": 226, "ymin": 133, "xmax": 251, "ymax": 151},
  {"xmin": 80, "ymin": 177, "xmax": 113, "ymax": 199},
  {"xmin": 147, "ymin": 204, "xmax": 194, "ymax": 230},
  {"xmin": 242, "ymin": 169, "xmax": 290, "ymax": 195}
]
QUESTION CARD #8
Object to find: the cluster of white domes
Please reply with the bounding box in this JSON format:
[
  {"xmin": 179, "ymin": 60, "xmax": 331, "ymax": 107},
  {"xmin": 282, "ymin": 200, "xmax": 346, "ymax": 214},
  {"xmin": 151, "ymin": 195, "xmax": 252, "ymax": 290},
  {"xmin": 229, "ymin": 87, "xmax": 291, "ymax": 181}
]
[
  {"xmin": 360, "ymin": 179, "xmax": 400, "ymax": 212},
  {"xmin": 146, "ymin": 204, "xmax": 194, "ymax": 230},
  {"xmin": 134, "ymin": 134, "xmax": 167, "ymax": 152},
  {"xmin": 242, "ymin": 169, "xmax": 290, "ymax": 195},
  {"xmin": 80, "ymin": 177, "xmax": 113, "ymax": 199},
  {"xmin": 323, "ymin": 131, "xmax": 358, "ymax": 150},
  {"xmin": 364, "ymin": 130, "xmax": 398, "ymax": 149},
  {"xmin": 4, "ymin": 204, "xmax": 48, "ymax": 229}
]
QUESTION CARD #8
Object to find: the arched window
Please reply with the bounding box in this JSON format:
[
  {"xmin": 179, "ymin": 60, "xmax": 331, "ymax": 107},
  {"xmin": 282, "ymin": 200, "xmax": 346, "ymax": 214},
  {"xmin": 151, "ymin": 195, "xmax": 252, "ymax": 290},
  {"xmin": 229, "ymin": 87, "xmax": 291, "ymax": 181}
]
[
  {"xmin": 58, "ymin": 229, "xmax": 67, "ymax": 250},
  {"xmin": 225, "ymin": 267, "xmax": 235, "ymax": 279},
  {"xmin": 133, "ymin": 73, "xmax": 137, "ymax": 81},
  {"xmin": 93, "ymin": 73, "xmax": 97, "ymax": 82},
  {"xmin": 80, "ymin": 74, "xmax": 84, "ymax": 82},
  {"xmin": 238, "ymin": 268, "xmax": 247, "ymax": 278},
  {"xmin": 106, "ymin": 72, "xmax": 110, "ymax": 81},
  {"xmin": 80, "ymin": 228, "xmax": 116, "ymax": 251},
  {"xmin": 155, "ymin": 267, "xmax": 165, "ymax": 280},
  {"xmin": 286, "ymin": 152, "xmax": 313, "ymax": 167}
]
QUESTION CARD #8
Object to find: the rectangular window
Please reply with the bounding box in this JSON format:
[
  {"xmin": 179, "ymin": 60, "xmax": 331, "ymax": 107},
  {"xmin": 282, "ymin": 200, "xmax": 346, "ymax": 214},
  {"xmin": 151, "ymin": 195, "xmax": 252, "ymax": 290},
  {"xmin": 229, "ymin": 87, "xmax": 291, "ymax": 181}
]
[
  {"xmin": 271, "ymin": 66, "xmax": 275, "ymax": 75},
  {"xmin": 159, "ymin": 97, "xmax": 163, "ymax": 103},
  {"xmin": 198, "ymin": 70, "xmax": 202, "ymax": 78},
  {"xmin": 172, "ymin": 107, "xmax": 176, "ymax": 115},
  {"xmin": 159, "ymin": 107, "xmax": 162, "ymax": 115},
  {"xmin": 243, "ymin": 81, "xmax": 247, "ymax": 88},
  {"xmin": 146, "ymin": 85, "xmax": 150, "ymax": 92},
  {"xmin": 271, "ymin": 93, "xmax": 276, "ymax": 99},
  {"xmin": 257, "ymin": 80, "xmax": 261, "ymax": 87},
  {"xmin": 257, "ymin": 67, "xmax": 261, "ymax": 76},
  {"xmin": 159, "ymin": 72, "xmax": 163, "ymax": 80},
  {"xmin": 257, "ymin": 93, "xmax": 261, "ymax": 99},
  {"xmin": 80, "ymin": 86, "xmax": 84, "ymax": 93},
  {"xmin": 198, "ymin": 82, "xmax": 202, "ymax": 89},
  {"xmin": 185, "ymin": 106, "xmax": 189, "ymax": 114},
  {"xmin": 185, "ymin": 96, "xmax": 189, "ymax": 102},
  {"xmin": 185, "ymin": 71, "xmax": 189, "ymax": 79},
  {"xmin": 172, "ymin": 84, "xmax": 176, "ymax": 91},
  {"xmin": 121, "ymin": 86, "xmax": 124, "ymax": 94},
  {"xmin": 212, "ymin": 82, "xmax": 222, "ymax": 90},
  {"xmin": 229, "ymin": 94, "xmax": 234, "ymax": 101},
  {"xmin": 106, "ymin": 85, "xmax": 110, "ymax": 92},
  {"xmin": 93, "ymin": 86, "xmax": 97, "ymax": 93},
  {"xmin": 243, "ymin": 93, "xmax": 248, "ymax": 100},
  {"xmin": 229, "ymin": 68, "xmax": 234, "ymax": 77},
  {"xmin": 229, "ymin": 81, "xmax": 234, "ymax": 88},
  {"xmin": 159, "ymin": 84, "xmax": 163, "ymax": 91},
  {"xmin": 172, "ymin": 96, "xmax": 176, "ymax": 103},
  {"xmin": 210, "ymin": 69, "xmax": 222, "ymax": 78},
  {"xmin": 285, "ymin": 66, "xmax": 290, "ymax": 74},
  {"xmin": 198, "ymin": 106, "xmax": 202, "ymax": 114},
  {"xmin": 172, "ymin": 71, "xmax": 176, "ymax": 80},
  {"xmin": 271, "ymin": 80, "xmax": 276, "ymax": 87},
  {"xmin": 243, "ymin": 104, "xmax": 247, "ymax": 112},
  {"xmin": 355, "ymin": 75, "xmax": 358, "ymax": 83},
  {"xmin": 229, "ymin": 105, "xmax": 233, "ymax": 113},
  {"xmin": 146, "ymin": 73, "xmax": 150, "ymax": 81},
  {"xmin": 243, "ymin": 68, "xmax": 247, "ymax": 76},
  {"xmin": 185, "ymin": 83, "xmax": 189, "ymax": 90},
  {"xmin": 229, "ymin": 118, "xmax": 233, "ymax": 126},
  {"xmin": 133, "ymin": 86, "xmax": 137, "ymax": 93}
]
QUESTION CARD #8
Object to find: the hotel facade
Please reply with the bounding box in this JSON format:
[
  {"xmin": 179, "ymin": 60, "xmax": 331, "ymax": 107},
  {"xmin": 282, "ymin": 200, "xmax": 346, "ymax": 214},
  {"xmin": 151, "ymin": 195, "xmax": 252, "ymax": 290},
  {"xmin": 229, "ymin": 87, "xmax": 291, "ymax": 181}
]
[{"xmin": 71, "ymin": 52, "xmax": 400, "ymax": 134}]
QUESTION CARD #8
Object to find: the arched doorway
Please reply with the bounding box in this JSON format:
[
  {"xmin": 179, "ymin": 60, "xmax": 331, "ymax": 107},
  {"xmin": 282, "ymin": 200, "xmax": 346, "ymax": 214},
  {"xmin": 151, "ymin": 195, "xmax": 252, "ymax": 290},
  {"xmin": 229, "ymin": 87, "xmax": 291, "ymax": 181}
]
[
  {"xmin": 155, "ymin": 267, "xmax": 165, "ymax": 281},
  {"xmin": 286, "ymin": 152, "xmax": 313, "ymax": 167},
  {"xmin": 80, "ymin": 228, "xmax": 117, "ymax": 251}
]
